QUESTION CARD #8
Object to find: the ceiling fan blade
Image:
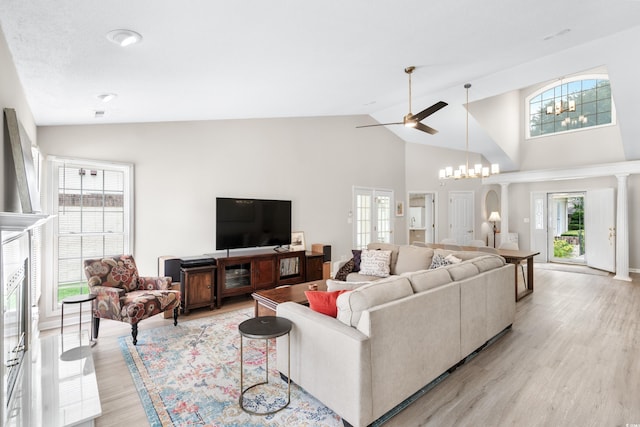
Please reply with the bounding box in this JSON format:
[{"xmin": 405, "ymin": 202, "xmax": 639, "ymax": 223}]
[
  {"xmin": 415, "ymin": 122, "xmax": 438, "ymax": 135},
  {"xmin": 356, "ymin": 122, "xmax": 403, "ymax": 128},
  {"xmin": 412, "ymin": 101, "xmax": 448, "ymax": 122}
]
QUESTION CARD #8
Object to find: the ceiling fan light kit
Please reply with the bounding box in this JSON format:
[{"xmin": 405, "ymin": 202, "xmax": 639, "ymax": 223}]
[
  {"xmin": 439, "ymin": 83, "xmax": 500, "ymax": 180},
  {"xmin": 356, "ymin": 66, "xmax": 447, "ymax": 135}
]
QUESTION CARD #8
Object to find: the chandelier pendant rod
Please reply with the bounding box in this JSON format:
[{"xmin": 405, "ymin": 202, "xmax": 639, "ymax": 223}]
[{"xmin": 465, "ymin": 83, "xmax": 470, "ymax": 174}]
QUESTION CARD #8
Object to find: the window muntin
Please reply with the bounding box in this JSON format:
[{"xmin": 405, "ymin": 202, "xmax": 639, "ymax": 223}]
[{"xmin": 527, "ymin": 76, "xmax": 614, "ymax": 138}]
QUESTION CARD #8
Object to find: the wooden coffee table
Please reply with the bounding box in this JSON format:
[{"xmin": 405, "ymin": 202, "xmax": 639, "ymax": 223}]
[{"xmin": 252, "ymin": 280, "xmax": 327, "ymax": 317}]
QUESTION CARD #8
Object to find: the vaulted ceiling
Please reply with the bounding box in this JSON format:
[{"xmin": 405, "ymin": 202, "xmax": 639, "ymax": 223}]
[{"xmin": 2, "ymin": 0, "xmax": 640, "ymax": 170}]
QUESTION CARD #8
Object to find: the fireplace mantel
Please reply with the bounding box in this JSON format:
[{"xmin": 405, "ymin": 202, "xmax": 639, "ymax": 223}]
[{"xmin": 0, "ymin": 212, "xmax": 51, "ymax": 233}]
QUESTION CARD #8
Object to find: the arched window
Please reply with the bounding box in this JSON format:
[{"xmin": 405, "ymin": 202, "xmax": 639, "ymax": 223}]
[{"xmin": 527, "ymin": 75, "xmax": 614, "ymax": 138}]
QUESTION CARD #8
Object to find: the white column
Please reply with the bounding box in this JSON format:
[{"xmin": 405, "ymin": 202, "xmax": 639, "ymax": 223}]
[
  {"xmin": 499, "ymin": 183, "xmax": 510, "ymax": 246},
  {"xmin": 613, "ymin": 173, "xmax": 631, "ymax": 281}
]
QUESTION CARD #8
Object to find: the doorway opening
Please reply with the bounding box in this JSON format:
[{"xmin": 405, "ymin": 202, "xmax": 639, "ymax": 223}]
[
  {"xmin": 408, "ymin": 192, "xmax": 436, "ymax": 244},
  {"xmin": 548, "ymin": 192, "xmax": 585, "ymax": 264}
]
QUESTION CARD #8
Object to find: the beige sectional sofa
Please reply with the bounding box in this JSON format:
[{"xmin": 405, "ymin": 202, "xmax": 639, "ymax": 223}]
[{"xmin": 276, "ymin": 243, "xmax": 515, "ymax": 427}]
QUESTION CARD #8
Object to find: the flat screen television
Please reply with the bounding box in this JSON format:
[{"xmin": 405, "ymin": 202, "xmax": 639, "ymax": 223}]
[{"xmin": 216, "ymin": 197, "xmax": 291, "ymax": 250}]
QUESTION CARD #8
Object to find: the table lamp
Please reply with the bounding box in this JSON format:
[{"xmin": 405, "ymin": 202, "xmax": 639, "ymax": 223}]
[{"xmin": 488, "ymin": 211, "xmax": 501, "ymax": 248}]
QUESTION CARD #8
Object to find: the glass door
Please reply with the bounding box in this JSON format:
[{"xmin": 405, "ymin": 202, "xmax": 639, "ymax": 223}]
[{"xmin": 353, "ymin": 187, "xmax": 394, "ymax": 249}]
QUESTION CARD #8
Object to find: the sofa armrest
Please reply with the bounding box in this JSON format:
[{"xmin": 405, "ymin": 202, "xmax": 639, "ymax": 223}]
[
  {"xmin": 89, "ymin": 285, "xmax": 125, "ymax": 298},
  {"xmin": 276, "ymin": 302, "xmax": 372, "ymax": 427},
  {"xmin": 89, "ymin": 285, "xmax": 125, "ymax": 318}
]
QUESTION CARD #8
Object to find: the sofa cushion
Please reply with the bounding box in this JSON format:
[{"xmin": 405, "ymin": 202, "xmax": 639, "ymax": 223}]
[
  {"xmin": 472, "ymin": 254, "xmax": 506, "ymax": 272},
  {"xmin": 305, "ymin": 290, "xmax": 349, "ymax": 317},
  {"xmin": 447, "ymin": 262, "xmax": 480, "ymax": 281},
  {"xmin": 403, "ymin": 268, "xmax": 453, "ymax": 293},
  {"xmin": 346, "ymin": 272, "xmax": 384, "ymax": 282},
  {"xmin": 451, "ymin": 250, "xmax": 488, "ymax": 261},
  {"xmin": 394, "ymin": 245, "xmax": 434, "ymax": 274},
  {"xmin": 336, "ymin": 276, "xmax": 414, "ymax": 327},
  {"xmin": 359, "ymin": 249, "xmax": 392, "ymax": 277},
  {"xmin": 367, "ymin": 243, "xmax": 400, "ymax": 274},
  {"xmin": 326, "ymin": 279, "xmax": 371, "ymax": 291}
]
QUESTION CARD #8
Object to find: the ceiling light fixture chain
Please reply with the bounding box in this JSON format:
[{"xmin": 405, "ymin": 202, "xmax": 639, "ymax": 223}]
[{"xmin": 439, "ymin": 83, "xmax": 500, "ymax": 180}]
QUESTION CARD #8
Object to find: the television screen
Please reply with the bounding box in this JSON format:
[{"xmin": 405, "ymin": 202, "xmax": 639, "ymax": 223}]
[{"xmin": 216, "ymin": 198, "xmax": 291, "ymax": 250}]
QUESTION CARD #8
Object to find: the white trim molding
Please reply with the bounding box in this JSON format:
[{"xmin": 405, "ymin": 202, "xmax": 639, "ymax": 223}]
[{"xmin": 482, "ymin": 160, "xmax": 640, "ymax": 185}]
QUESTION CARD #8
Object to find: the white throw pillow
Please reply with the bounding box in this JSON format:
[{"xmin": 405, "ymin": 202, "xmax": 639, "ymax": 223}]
[
  {"xmin": 445, "ymin": 254, "xmax": 462, "ymax": 264},
  {"xmin": 358, "ymin": 249, "xmax": 392, "ymax": 277}
]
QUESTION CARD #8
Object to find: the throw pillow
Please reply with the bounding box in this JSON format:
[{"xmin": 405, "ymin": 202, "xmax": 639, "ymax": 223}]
[
  {"xmin": 305, "ymin": 290, "xmax": 349, "ymax": 317},
  {"xmin": 359, "ymin": 249, "xmax": 392, "ymax": 278},
  {"xmin": 352, "ymin": 249, "xmax": 362, "ymax": 272},
  {"xmin": 326, "ymin": 279, "xmax": 371, "ymax": 291},
  {"xmin": 445, "ymin": 254, "xmax": 462, "ymax": 264},
  {"xmin": 334, "ymin": 259, "xmax": 354, "ymax": 281},
  {"xmin": 429, "ymin": 253, "xmax": 452, "ymax": 269}
]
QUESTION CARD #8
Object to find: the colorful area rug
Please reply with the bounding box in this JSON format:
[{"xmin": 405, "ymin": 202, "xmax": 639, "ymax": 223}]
[{"xmin": 119, "ymin": 308, "xmax": 342, "ymax": 426}]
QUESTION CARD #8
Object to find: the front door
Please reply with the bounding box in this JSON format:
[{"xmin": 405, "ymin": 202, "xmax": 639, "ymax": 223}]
[{"xmin": 585, "ymin": 188, "xmax": 615, "ymax": 272}]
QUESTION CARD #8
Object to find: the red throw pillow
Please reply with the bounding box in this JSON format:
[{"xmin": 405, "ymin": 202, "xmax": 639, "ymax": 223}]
[{"xmin": 304, "ymin": 290, "xmax": 349, "ymax": 318}]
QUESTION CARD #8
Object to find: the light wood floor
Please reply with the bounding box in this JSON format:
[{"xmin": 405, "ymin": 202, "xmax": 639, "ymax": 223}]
[{"xmin": 50, "ymin": 268, "xmax": 640, "ymax": 427}]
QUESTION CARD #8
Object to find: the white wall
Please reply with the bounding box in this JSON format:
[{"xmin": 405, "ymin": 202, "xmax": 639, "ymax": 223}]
[
  {"xmin": 0, "ymin": 28, "xmax": 37, "ymax": 212},
  {"xmin": 38, "ymin": 116, "xmax": 407, "ymax": 274}
]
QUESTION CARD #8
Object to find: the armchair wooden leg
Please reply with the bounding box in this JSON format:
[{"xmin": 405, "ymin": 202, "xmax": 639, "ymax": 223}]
[
  {"xmin": 93, "ymin": 317, "xmax": 100, "ymax": 339},
  {"xmin": 131, "ymin": 323, "xmax": 138, "ymax": 345},
  {"xmin": 173, "ymin": 307, "xmax": 179, "ymax": 326}
]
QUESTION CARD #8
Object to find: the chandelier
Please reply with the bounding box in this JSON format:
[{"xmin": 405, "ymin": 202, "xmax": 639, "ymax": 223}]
[
  {"xmin": 439, "ymin": 83, "xmax": 499, "ymax": 179},
  {"xmin": 545, "ymin": 78, "xmax": 588, "ymax": 127}
]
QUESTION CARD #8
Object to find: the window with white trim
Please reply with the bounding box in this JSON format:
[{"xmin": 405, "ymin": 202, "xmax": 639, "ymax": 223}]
[
  {"xmin": 48, "ymin": 157, "xmax": 133, "ymax": 311},
  {"xmin": 527, "ymin": 75, "xmax": 614, "ymax": 138}
]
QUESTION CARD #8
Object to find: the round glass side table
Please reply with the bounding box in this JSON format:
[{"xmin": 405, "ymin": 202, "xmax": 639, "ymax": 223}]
[
  {"xmin": 238, "ymin": 316, "xmax": 292, "ymax": 415},
  {"xmin": 60, "ymin": 293, "xmax": 97, "ymax": 347}
]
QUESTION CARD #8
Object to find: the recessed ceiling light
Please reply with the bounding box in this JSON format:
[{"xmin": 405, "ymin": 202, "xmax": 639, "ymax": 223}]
[
  {"xmin": 97, "ymin": 93, "xmax": 117, "ymax": 103},
  {"xmin": 106, "ymin": 29, "xmax": 142, "ymax": 47}
]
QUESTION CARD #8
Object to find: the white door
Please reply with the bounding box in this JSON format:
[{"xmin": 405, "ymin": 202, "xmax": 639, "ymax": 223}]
[
  {"xmin": 585, "ymin": 188, "xmax": 615, "ymax": 272},
  {"xmin": 425, "ymin": 193, "xmax": 435, "ymax": 243},
  {"xmin": 530, "ymin": 192, "xmax": 548, "ymax": 260},
  {"xmin": 449, "ymin": 191, "xmax": 474, "ymax": 245},
  {"xmin": 353, "ymin": 187, "xmax": 394, "ymax": 249}
]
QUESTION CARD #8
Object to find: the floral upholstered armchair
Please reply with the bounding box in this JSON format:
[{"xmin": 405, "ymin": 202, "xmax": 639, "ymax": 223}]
[{"xmin": 84, "ymin": 254, "xmax": 181, "ymax": 345}]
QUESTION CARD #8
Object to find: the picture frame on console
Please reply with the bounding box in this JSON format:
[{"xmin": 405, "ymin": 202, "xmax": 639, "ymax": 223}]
[{"xmin": 290, "ymin": 231, "xmax": 305, "ymax": 251}]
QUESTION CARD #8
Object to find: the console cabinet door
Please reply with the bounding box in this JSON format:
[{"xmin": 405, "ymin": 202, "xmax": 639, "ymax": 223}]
[
  {"xmin": 305, "ymin": 253, "xmax": 324, "ymax": 281},
  {"xmin": 218, "ymin": 258, "xmax": 253, "ymax": 302},
  {"xmin": 181, "ymin": 266, "xmax": 215, "ymax": 314},
  {"xmin": 277, "ymin": 251, "xmax": 306, "ymax": 285},
  {"xmin": 253, "ymin": 257, "xmax": 276, "ymax": 290}
]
